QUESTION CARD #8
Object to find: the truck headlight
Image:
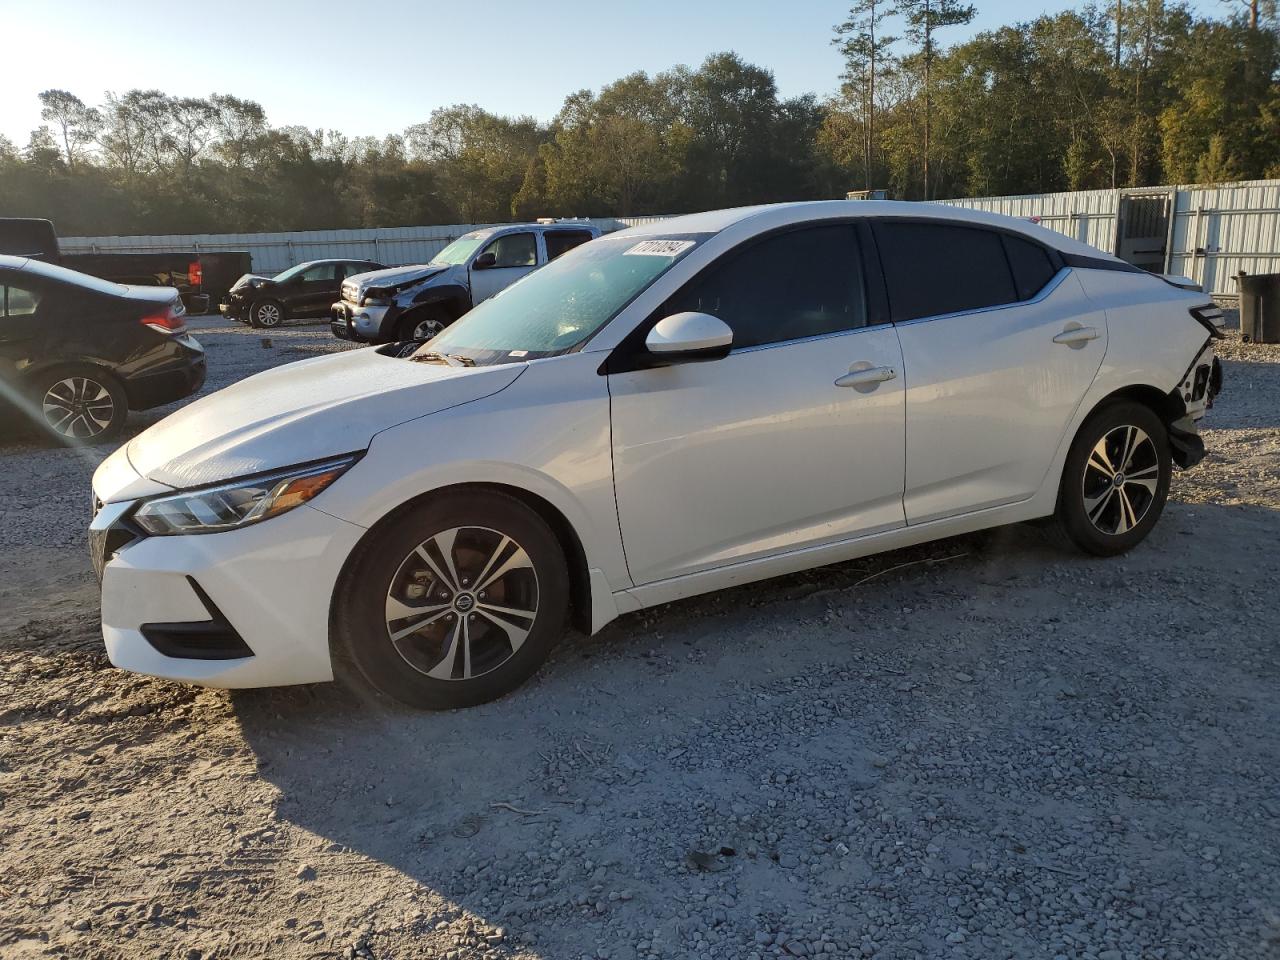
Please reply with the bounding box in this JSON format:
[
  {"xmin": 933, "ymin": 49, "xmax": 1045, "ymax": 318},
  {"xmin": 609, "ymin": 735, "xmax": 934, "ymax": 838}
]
[{"xmin": 131, "ymin": 455, "xmax": 359, "ymax": 535}]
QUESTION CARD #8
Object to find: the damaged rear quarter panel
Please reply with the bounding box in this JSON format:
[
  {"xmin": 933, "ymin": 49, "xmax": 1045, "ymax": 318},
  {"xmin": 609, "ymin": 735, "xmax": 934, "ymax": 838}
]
[{"xmin": 1073, "ymin": 268, "xmax": 1209, "ymax": 400}]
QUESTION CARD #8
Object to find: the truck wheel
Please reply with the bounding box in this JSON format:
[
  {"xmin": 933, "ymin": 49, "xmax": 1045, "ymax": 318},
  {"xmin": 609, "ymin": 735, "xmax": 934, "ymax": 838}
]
[
  {"xmin": 397, "ymin": 309, "xmax": 449, "ymax": 342},
  {"xmin": 250, "ymin": 299, "xmax": 285, "ymax": 328}
]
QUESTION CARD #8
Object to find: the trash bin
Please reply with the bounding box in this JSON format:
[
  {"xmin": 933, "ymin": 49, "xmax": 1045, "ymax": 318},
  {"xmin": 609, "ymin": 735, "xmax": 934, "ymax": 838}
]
[{"xmin": 1237, "ymin": 272, "xmax": 1280, "ymax": 343}]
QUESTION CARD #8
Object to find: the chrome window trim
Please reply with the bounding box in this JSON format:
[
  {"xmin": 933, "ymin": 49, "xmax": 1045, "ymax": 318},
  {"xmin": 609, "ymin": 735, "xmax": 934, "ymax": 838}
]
[{"xmin": 891, "ymin": 268, "xmax": 1070, "ymax": 329}]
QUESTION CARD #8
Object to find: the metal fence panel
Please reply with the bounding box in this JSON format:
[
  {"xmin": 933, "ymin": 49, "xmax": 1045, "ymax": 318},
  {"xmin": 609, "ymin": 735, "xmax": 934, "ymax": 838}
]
[
  {"xmin": 1169, "ymin": 180, "xmax": 1280, "ymax": 296},
  {"xmin": 58, "ymin": 218, "xmax": 635, "ymax": 274},
  {"xmin": 936, "ymin": 188, "xmax": 1121, "ymax": 252},
  {"xmin": 59, "ymin": 178, "xmax": 1280, "ymax": 297}
]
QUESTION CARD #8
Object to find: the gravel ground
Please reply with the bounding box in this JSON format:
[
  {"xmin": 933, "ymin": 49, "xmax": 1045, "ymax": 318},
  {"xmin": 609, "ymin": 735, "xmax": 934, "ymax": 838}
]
[{"xmin": 1, "ymin": 316, "xmax": 1278, "ymax": 960}]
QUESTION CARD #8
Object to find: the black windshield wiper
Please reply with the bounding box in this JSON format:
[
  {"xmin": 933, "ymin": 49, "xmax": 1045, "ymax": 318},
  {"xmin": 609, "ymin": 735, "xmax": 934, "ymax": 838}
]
[{"xmin": 409, "ymin": 351, "xmax": 475, "ymax": 367}]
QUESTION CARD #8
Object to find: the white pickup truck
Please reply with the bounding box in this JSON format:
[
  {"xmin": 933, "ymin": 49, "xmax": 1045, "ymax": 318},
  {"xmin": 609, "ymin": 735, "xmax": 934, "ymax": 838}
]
[{"xmin": 331, "ymin": 220, "xmax": 601, "ymax": 343}]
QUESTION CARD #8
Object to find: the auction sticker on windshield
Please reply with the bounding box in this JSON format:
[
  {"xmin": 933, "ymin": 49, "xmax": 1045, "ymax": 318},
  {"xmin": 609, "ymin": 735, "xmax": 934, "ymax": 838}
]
[{"xmin": 624, "ymin": 239, "xmax": 696, "ymax": 257}]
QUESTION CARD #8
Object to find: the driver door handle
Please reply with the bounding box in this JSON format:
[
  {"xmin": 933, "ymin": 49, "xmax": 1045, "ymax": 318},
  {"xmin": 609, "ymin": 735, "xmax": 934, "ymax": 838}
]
[
  {"xmin": 835, "ymin": 365, "xmax": 898, "ymax": 388},
  {"xmin": 1053, "ymin": 325, "xmax": 1099, "ymax": 345}
]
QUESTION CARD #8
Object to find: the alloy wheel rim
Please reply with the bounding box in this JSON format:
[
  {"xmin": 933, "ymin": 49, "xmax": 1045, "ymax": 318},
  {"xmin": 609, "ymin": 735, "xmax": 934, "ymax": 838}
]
[
  {"xmin": 1082, "ymin": 424, "xmax": 1160, "ymax": 535},
  {"xmin": 412, "ymin": 318, "xmax": 444, "ymax": 340},
  {"xmin": 256, "ymin": 303, "xmax": 281, "ymax": 326},
  {"xmin": 41, "ymin": 377, "xmax": 115, "ymax": 439},
  {"xmin": 384, "ymin": 525, "xmax": 539, "ymax": 681}
]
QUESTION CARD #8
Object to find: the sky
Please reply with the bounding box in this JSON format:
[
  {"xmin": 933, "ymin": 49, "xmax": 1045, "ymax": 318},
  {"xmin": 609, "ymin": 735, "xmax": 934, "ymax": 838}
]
[{"xmin": 0, "ymin": 0, "xmax": 1222, "ymax": 147}]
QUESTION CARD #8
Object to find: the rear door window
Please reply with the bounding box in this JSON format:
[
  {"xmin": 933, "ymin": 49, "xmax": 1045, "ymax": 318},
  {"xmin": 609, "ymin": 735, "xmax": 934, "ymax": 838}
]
[
  {"xmin": 545, "ymin": 230, "xmax": 595, "ymax": 261},
  {"xmin": 1002, "ymin": 235, "xmax": 1058, "ymax": 300},
  {"xmin": 872, "ymin": 221, "xmax": 1017, "ymax": 322},
  {"xmin": 662, "ymin": 225, "xmax": 868, "ymax": 350},
  {"xmin": 484, "ymin": 233, "xmax": 537, "ymax": 268},
  {"xmin": 300, "ymin": 263, "xmax": 340, "ymax": 282}
]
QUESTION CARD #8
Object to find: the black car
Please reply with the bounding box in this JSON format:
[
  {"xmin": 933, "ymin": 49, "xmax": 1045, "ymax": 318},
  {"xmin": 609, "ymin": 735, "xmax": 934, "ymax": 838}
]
[
  {"xmin": 221, "ymin": 258, "xmax": 385, "ymax": 328},
  {"xmin": 0, "ymin": 255, "xmax": 206, "ymax": 444}
]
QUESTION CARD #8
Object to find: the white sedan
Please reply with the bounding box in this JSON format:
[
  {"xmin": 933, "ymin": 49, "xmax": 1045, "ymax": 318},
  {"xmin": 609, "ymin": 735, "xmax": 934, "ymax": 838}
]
[{"xmin": 90, "ymin": 202, "xmax": 1224, "ymax": 709}]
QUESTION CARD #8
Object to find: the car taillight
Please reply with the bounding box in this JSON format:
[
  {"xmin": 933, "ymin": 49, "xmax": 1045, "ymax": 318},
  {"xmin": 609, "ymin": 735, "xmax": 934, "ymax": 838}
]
[
  {"xmin": 188, "ymin": 260, "xmax": 203, "ymax": 288},
  {"xmin": 142, "ymin": 301, "xmax": 187, "ymax": 335}
]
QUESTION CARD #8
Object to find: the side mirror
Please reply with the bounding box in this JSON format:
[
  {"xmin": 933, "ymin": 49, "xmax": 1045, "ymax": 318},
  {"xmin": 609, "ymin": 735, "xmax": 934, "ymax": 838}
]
[
  {"xmin": 644, "ymin": 312, "xmax": 733, "ymax": 364},
  {"xmin": 472, "ymin": 252, "xmax": 497, "ymax": 269}
]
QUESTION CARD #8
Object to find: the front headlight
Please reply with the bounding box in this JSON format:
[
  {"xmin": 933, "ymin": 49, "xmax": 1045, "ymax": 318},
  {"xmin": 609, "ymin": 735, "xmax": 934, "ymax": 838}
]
[{"xmin": 131, "ymin": 455, "xmax": 359, "ymax": 536}]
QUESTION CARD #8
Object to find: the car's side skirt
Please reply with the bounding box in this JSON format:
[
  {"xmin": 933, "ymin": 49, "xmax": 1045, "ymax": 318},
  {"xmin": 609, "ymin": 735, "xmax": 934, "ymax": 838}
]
[{"xmin": 614, "ymin": 495, "xmax": 1052, "ymax": 615}]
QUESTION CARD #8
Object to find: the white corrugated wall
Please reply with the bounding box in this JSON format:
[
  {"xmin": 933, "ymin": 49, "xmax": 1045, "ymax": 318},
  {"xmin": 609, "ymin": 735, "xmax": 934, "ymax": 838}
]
[
  {"xmin": 937, "ymin": 188, "xmax": 1121, "ymax": 252},
  {"xmin": 1169, "ymin": 180, "xmax": 1280, "ymax": 296},
  {"xmin": 59, "ymin": 178, "xmax": 1280, "ymax": 296},
  {"xmin": 58, "ymin": 218, "xmax": 638, "ymax": 274}
]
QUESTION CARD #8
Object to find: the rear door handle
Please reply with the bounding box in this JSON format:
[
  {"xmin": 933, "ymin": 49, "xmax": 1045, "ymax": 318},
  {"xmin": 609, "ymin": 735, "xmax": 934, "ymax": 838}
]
[
  {"xmin": 835, "ymin": 365, "xmax": 897, "ymax": 388},
  {"xmin": 1053, "ymin": 325, "xmax": 1100, "ymax": 345}
]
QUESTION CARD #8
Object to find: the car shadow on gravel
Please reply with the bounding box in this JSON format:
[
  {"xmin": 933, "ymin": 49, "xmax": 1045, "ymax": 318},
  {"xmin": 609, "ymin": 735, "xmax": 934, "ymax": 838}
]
[{"xmin": 226, "ymin": 500, "xmax": 1280, "ymax": 957}]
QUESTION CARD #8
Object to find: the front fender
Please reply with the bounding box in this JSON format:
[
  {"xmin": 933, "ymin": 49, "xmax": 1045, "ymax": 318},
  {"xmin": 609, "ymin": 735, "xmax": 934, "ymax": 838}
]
[
  {"xmin": 406, "ymin": 283, "xmax": 471, "ymax": 311},
  {"xmin": 311, "ymin": 353, "xmax": 630, "ymax": 629}
]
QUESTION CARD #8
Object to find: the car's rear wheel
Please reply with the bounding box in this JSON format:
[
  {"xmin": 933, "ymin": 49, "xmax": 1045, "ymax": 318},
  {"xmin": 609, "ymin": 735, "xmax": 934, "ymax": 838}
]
[
  {"xmin": 32, "ymin": 367, "xmax": 128, "ymax": 444},
  {"xmin": 1055, "ymin": 400, "xmax": 1171, "ymax": 556},
  {"xmin": 333, "ymin": 491, "xmax": 569, "ymax": 709},
  {"xmin": 250, "ymin": 299, "xmax": 285, "ymax": 328}
]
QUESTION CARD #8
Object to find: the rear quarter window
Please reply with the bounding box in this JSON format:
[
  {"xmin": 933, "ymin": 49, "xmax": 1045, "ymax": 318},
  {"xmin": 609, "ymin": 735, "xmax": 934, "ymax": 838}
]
[
  {"xmin": 873, "ymin": 221, "xmax": 1017, "ymax": 322},
  {"xmin": 545, "ymin": 230, "xmax": 595, "ymax": 261},
  {"xmin": 1002, "ymin": 235, "xmax": 1059, "ymax": 300}
]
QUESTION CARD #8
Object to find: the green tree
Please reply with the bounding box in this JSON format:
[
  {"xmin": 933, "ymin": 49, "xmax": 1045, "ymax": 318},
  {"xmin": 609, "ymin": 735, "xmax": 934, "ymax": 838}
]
[
  {"xmin": 898, "ymin": 0, "xmax": 976, "ymax": 197},
  {"xmin": 833, "ymin": 0, "xmax": 899, "ymax": 189}
]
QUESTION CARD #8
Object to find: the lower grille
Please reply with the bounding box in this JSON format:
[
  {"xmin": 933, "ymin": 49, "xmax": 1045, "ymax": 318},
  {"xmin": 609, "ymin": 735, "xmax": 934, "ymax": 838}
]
[{"xmin": 140, "ymin": 577, "xmax": 254, "ymax": 661}]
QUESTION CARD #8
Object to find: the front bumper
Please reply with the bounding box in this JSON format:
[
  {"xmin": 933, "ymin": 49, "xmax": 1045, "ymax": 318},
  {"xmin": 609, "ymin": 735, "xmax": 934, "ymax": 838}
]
[
  {"xmin": 219, "ymin": 297, "xmax": 249, "ymax": 321},
  {"xmin": 331, "ymin": 300, "xmax": 396, "ymax": 343},
  {"xmin": 91, "ymin": 487, "xmax": 366, "ymax": 689}
]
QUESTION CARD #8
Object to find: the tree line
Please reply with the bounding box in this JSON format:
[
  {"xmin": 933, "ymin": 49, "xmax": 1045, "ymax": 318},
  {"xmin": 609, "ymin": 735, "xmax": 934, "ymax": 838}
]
[{"xmin": 0, "ymin": 1, "xmax": 1276, "ymax": 237}]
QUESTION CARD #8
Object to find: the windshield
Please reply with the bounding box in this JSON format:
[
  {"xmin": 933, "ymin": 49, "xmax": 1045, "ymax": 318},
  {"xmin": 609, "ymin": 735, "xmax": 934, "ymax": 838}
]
[
  {"xmin": 430, "ymin": 231, "xmax": 490, "ymax": 266},
  {"xmin": 420, "ymin": 235, "xmax": 703, "ymax": 364},
  {"xmin": 272, "ymin": 262, "xmax": 312, "ymax": 283}
]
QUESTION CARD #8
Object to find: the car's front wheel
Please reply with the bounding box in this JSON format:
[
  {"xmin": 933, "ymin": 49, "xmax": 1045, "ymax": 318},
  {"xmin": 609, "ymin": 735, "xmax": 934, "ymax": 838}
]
[
  {"xmin": 1055, "ymin": 400, "xmax": 1172, "ymax": 556},
  {"xmin": 333, "ymin": 491, "xmax": 569, "ymax": 709},
  {"xmin": 250, "ymin": 299, "xmax": 285, "ymax": 328}
]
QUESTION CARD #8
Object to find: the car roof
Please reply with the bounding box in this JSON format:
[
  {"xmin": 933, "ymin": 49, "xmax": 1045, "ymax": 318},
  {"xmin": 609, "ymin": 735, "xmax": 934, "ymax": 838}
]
[
  {"xmin": 479, "ymin": 222, "xmax": 600, "ymax": 236},
  {"xmin": 0, "ymin": 254, "xmax": 133, "ymax": 295},
  {"xmin": 616, "ymin": 200, "xmax": 1113, "ymax": 260},
  {"xmin": 0, "ymin": 254, "xmax": 32, "ymax": 272}
]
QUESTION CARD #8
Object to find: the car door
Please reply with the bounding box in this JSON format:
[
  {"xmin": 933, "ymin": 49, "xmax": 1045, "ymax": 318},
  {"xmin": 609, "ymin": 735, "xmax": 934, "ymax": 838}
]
[
  {"xmin": 608, "ymin": 223, "xmax": 907, "ymax": 586},
  {"xmin": 469, "ymin": 232, "xmax": 538, "ymax": 304},
  {"xmin": 873, "ymin": 220, "xmax": 1108, "ymax": 524},
  {"xmin": 287, "ymin": 263, "xmax": 341, "ymax": 317},
  {"xmin": 0, "ymin": 274, "xmax": 50, "ymax": 394}
]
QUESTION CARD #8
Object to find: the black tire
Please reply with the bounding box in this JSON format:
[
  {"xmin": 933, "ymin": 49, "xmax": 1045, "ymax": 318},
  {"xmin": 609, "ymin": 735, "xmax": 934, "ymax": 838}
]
[
  {"xmin": 29, "ymin": 365, "xmax": 128, "ymax": 445},
  {"xmin": 333, "ymin": 491, "xmax": 569, "ymax": 710},
  {"xmin": 249, "ymin": 298, "xmax": 285, "ymax": 328},
  {"xmin": 396, "ymin": 308, "xmax": 450, "ymax": 342},
  {"xmin": 1055, "ymin": 400, "xmax": 1172, "ymax": 556}
]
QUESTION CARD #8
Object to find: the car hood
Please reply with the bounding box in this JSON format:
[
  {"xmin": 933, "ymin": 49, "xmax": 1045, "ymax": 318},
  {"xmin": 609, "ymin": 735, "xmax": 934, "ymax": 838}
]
[
  {"xmin": 125, "ymin": 348, "xmax": 524, "ymax": 489},
  {"xmin": 351, "ymin": 264, "xmax": 451, "ymax": 288},
  {"xmin": 229, "ymin": 273, "xmax": 272, "ymax": 292}
]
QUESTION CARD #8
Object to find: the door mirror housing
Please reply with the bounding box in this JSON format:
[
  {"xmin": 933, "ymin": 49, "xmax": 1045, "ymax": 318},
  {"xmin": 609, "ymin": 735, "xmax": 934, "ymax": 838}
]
[
  {"xmin": 472, "ymin": 252, "xmax": 497, "ymax": 270},
  {"xmin": 644, "ymin": 312, "xmax": 733, "ymax": 364}
]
